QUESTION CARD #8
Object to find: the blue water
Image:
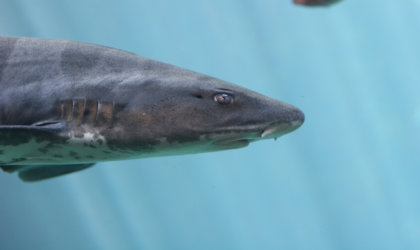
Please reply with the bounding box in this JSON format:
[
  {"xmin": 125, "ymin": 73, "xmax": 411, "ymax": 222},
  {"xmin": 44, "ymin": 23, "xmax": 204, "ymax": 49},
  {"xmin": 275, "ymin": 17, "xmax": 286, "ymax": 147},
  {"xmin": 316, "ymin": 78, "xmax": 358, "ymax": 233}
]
[{"xmin": 1, "ymin": 0, "xmax": 420, "ymax": 249}]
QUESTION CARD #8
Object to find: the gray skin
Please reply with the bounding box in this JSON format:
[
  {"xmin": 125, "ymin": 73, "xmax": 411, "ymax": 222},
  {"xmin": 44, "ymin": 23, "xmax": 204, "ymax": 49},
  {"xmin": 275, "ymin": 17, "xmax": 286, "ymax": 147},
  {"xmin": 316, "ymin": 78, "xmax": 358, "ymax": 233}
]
[{"xmin": 0, "ymin": 36, "xmax": 304, "ymax": 181}]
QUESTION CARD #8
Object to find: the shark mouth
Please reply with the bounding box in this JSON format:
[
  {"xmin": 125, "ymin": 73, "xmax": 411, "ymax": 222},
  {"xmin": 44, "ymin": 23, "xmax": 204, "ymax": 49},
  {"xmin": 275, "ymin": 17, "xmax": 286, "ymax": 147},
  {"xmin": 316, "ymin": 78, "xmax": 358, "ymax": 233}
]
[
  {"xmin": 212, "ymin": 120, "xmax": 303, "ymax": 148},
  {"xmin": 260, "ymin": 120, "xmax": 304, "ymax": 139},
  {"xmin": 210, "ymin": 116, "xmax": 304, "ymax": 149},
  {"xmin": 212, "ymin": 136, "xmax": 251, "ymax": 148}
]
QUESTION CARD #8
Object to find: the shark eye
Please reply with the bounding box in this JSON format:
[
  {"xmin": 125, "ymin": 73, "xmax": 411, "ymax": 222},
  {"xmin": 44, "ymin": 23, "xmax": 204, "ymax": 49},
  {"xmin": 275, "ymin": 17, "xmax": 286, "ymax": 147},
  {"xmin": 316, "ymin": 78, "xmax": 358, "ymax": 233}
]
[{"xmin": 214, "ymin": 93, "xmax": 233, "ymax": 105}]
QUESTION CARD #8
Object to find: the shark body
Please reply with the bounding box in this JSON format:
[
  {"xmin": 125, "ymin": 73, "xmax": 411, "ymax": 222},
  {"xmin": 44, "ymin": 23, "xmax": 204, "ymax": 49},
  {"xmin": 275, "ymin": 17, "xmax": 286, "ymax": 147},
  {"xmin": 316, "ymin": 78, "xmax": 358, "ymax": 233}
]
[{"xmin": 0, "ymin": 37, "xmax": 304, "ymax": 181}]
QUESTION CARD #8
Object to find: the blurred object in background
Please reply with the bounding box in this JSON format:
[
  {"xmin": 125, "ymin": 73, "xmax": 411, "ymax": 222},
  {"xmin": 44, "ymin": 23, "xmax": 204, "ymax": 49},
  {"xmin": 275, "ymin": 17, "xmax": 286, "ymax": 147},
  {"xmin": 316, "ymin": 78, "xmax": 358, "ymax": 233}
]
[{"xmin": 293, "ymin": 0, "xmax": 341, "ymax": 7}]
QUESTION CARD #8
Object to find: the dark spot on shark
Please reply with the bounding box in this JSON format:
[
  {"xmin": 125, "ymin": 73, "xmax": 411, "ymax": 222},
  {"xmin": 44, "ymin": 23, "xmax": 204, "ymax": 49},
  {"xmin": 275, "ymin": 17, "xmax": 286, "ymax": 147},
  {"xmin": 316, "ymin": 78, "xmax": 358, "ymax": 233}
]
[
  {"xmin": 11, "ymin": 158, "xmax": 26, "ymax": 163},
  {"xmin": 83, "ymin": 99, "xmax": 98, "ymax": 123},
  {"xmin": 69, "ymin": 151, "xmax": 78, "ymax": 157},
  {"xmin": 53, "ymin": 154, "xmax": 63, "ymax": 158},
  {"xmin": 0, "ymin": 150, "xmax": 3, "ymax": 155},
  {"xmin": 34, "ymin": 136, "xmax": 46, "ymax": 143},
  {"xmin": 38, "ymin": 142, "xmax": 58, "ymax": 154},
  {"xmin": 38, "ymin": 147, "xmax": 49, "ymax": 153},
  {"xmin": 68, "ymin": 151, "xmax": 81, "ymax": 160}
]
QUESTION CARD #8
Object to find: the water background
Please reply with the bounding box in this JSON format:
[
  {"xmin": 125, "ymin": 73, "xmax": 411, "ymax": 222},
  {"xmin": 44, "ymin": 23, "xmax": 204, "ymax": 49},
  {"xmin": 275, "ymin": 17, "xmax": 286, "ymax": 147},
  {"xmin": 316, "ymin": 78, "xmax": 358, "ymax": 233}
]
[{"xmin": 1, "ymin": 0, "xmax": 420, "ymax": 249}]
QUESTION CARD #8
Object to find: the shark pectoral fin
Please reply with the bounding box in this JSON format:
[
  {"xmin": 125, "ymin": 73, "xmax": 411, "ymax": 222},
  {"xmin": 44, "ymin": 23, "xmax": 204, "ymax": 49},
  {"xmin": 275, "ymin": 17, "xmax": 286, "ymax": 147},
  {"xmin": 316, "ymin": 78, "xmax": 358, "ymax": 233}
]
[
  {"xmin": 17, "ymin": 163, "xmax": 95, "ymax": 182},
  {"xmin": 0, "ymin": 120, "xmax": 67, "ymax": 133},
  {"xmin": 30, "ymin": 120, "xmax": 68, "ymax": 131},
  {"xmin": 0, "ymin": 121, "xmax": 69, "ymax": 143},
  {"xmin": 0, "ymin": 165, "xmax": 27, "ymax": 173}
]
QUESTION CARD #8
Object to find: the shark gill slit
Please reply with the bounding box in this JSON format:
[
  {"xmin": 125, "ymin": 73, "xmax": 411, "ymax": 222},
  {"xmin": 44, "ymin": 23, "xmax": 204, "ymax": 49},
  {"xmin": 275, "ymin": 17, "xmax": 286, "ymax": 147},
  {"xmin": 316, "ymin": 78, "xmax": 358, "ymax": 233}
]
[
  {"xmin": 64, "ymin": 101, "xmax": 73, "ymax": 121},
  {"xmin": 95, "ymin": 101, "xmax": 102, "ymax": 123},
  {"xmin": 109, "ymin": 101, "xmax": 115, "ymax": 128},
  {"xmin": 55, "ymin": 99, "xmax": 114, "ymax": 126},
  {"xmin": 60, "ymin": 103, "xmax": 64, "ymax": 120},
  {"xmin": 95, "ymin": 101, "xmax": 114, "ymax": 127},
  {"xmin": 72, "ymin": 99, "xmax": 86, "ymax": 125},
  {"xmin": 83, "ymin": 99, "xmax": 98, "ymax": 124},
  {"xmin": 71, "ymin": 99, "xmax": 75, "ymax": 121}
]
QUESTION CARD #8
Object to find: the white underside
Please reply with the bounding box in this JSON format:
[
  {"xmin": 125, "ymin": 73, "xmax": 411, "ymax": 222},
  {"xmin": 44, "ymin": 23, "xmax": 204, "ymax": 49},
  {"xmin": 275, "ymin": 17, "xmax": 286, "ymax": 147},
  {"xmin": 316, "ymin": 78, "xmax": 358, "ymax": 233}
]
[{"xmin": 0, "ymin": 131, "xmax": 255, "ymax": 165}]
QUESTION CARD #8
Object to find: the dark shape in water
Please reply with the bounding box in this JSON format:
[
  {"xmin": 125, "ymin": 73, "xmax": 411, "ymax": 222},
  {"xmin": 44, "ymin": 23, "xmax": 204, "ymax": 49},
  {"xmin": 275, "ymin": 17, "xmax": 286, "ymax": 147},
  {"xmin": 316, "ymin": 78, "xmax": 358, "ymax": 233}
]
[{"xmin": 293, "ymin": 0, "xmax": 342, "ymax": 7}]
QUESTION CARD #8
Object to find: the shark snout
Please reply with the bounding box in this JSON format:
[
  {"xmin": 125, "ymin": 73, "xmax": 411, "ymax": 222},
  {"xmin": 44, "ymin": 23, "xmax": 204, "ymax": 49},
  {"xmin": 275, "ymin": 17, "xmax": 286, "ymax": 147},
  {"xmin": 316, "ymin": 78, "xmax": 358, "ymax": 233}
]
[
  {"xmin": 260, "ymin": 106, "xmax": 304, "ymax": 139},
  {"xmin": 291, "ymin": 107, "xmax": 305, "ymax": 125}
]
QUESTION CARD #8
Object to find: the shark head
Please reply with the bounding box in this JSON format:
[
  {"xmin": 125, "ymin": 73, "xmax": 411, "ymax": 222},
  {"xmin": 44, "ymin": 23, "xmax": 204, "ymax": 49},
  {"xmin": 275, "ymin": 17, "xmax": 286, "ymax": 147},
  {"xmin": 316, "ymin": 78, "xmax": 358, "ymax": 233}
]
[
  {"xmin": 172, "ymin": 77, "xmax": 304, "ymax": 151},
  {"xmin": 111, "ymin": 70, "xmax": 304, "ymax": 155}
]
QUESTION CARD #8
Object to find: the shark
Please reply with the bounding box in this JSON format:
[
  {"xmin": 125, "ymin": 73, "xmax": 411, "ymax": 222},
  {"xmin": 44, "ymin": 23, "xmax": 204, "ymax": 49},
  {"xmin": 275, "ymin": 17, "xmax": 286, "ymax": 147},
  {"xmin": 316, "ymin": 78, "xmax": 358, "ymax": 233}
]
[
  {"xmin": 0, "ymin": 36, "xmax": 304, "ymax": 182},
  {"xmin": 293, "ymin": 0, "xmax": 342, "ymax": 7}
]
